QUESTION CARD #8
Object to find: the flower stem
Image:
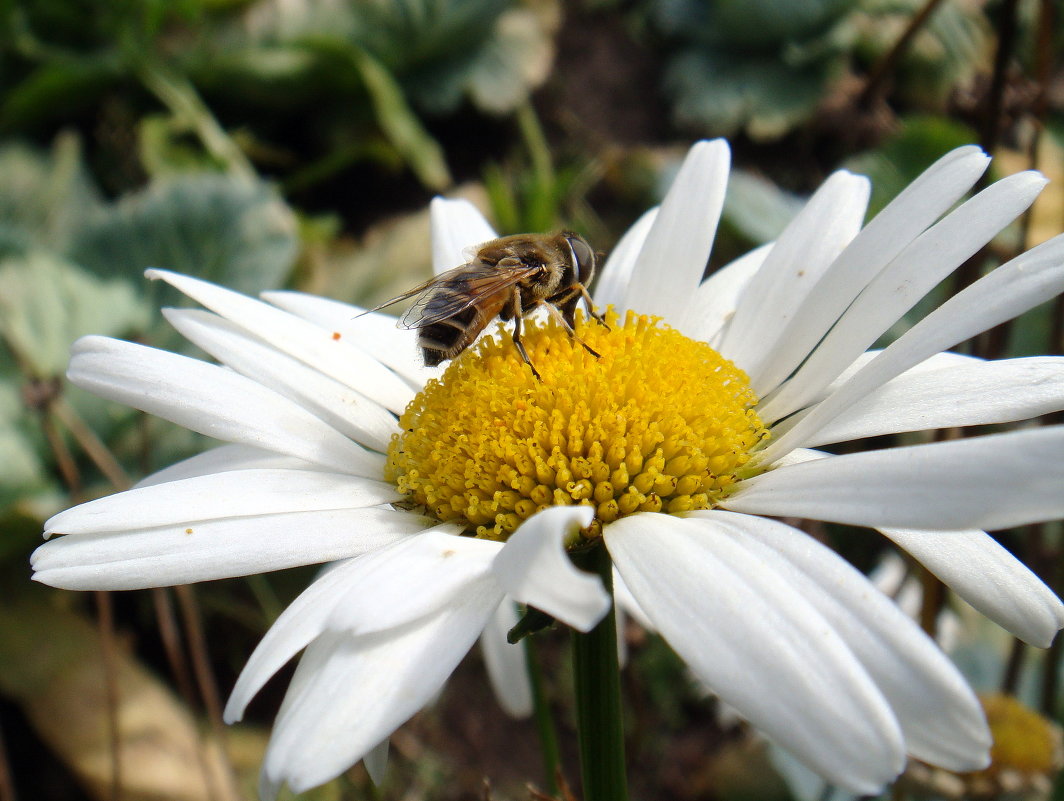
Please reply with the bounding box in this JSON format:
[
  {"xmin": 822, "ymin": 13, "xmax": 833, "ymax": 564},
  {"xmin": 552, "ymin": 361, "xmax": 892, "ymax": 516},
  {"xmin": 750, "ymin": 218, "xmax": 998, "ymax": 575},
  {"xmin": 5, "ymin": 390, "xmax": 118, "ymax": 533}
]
[
  {"xmin": 524, "ymin": 634, "xmax": 561, "ymax": 794},
  {"xmin": 571, "ymin": 545, "xmax": 629, "ymax": 801}
]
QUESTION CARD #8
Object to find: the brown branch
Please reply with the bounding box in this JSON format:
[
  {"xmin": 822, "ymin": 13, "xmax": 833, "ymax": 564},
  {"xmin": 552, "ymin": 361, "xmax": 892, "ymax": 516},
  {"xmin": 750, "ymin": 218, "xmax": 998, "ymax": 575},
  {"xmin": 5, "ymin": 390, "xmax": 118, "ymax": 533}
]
[
  {"xmin": 93, "ymin": 590, "xmax": 123, "ymax": 801},
  {"xmin": 50, "ymin": 397, "xmax": 131, "ymax": 491},
  {"xmin": 1041, "ymin": 635, "xmax": 1061, "ymax": 716},
  {"xmin": 151, "ymin": 588, "xmax": 233, "ymax": 801},
  {"xmin": 1000, "ymin": 636, "xmax": 1026, "ymax": 696},
  {"xmin": 858, "ymin": 0, "xmax": 948, "ymax": 108},
  {"xmin": 952, "ymin": 0, "xmax": 1022, "ymax": 350},
  {"xmin": 176, "ymin": 585, "xmax": 241, "ymax": 800}
]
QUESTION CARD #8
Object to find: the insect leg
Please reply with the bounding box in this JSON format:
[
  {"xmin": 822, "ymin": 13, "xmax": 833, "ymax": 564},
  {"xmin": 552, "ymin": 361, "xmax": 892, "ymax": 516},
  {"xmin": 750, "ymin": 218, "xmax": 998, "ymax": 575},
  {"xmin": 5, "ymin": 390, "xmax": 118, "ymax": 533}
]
[
  {"xmin": 558, "ymin": 285, "xmax": 609, "ymax": 332},
  {"xmin": 558, "ymin": 290, "xmax": 580, "ymax": 329},
  {"xmin": 578, "ymin": 284, "xmax": 610, "ymax": 329},
  {"xmin": 544, "ymin": 302, "xmax": 602, "ymax": 360},
  {"xmin": 509, "ymin": 294, "xmax": 541, "ymax": 380}
]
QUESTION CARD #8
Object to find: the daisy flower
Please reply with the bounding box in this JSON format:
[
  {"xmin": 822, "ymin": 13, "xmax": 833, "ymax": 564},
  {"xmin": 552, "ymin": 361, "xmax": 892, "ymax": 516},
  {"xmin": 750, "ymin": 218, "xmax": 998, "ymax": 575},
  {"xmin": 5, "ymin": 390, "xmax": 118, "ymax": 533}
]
[{"xmin": 32, "ymin": 140, "xmax": 1064, "ymax": 799}]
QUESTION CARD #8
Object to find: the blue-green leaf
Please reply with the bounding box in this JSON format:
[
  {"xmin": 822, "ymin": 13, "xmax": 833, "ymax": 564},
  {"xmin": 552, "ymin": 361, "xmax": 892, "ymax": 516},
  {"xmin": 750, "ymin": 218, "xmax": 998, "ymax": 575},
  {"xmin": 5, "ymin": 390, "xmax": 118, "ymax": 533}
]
[{"xmin": 69, "ymin": 174, "xmax": 299, "ymax": 293}]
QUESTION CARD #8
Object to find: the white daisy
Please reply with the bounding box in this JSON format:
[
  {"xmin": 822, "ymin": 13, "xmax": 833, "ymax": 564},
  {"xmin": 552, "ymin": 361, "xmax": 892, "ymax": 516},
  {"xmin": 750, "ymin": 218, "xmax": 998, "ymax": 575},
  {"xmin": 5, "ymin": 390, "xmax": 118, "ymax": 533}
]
[{"xmin": 32, "ymin": 140, "xmax": 1064, "ymax": 799}]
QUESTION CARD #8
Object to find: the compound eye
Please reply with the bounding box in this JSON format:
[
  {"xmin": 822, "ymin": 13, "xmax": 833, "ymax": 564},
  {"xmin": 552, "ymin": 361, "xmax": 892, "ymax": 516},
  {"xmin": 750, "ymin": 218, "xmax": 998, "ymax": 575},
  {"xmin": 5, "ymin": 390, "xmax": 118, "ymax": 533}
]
[{"xmin": 566, "ymin": 235, "xmax": 596, "ymax": 283}]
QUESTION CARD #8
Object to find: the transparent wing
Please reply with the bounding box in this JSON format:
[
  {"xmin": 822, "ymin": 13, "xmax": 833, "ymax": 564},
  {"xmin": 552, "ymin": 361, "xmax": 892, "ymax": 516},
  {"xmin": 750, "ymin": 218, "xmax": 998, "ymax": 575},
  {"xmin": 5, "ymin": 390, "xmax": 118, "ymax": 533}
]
[
  {"xmin": 395, "ymin": 262, "xmax": 540, "ymax": 330},
  {"xmin": 357, "ymin": 268, "xmax": 462, "ymax": 316}
]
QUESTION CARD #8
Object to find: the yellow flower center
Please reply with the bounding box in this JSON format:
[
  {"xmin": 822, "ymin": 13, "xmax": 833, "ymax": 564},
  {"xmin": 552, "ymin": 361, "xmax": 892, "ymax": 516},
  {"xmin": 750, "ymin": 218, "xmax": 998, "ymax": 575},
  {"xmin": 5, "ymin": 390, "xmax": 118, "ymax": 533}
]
[
  {"xmin": 979, "ymin": 693, "xmax": 1062, "ymax": 779},
  {"xmin": 386, "ymin": 310, "xmax": 768, "ymax": 541},
  {"xmin": 908, "ymin": 693, "xmax": 1064, "ymax": 799}
]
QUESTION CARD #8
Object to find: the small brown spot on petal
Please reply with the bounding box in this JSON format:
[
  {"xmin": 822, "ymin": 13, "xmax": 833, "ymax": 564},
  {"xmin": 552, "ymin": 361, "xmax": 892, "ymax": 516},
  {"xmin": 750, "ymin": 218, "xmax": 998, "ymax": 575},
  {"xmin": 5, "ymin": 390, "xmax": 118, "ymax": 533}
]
[{"xmin": 332, "ymin": 331, "xmax": 342, "ymax": 341}]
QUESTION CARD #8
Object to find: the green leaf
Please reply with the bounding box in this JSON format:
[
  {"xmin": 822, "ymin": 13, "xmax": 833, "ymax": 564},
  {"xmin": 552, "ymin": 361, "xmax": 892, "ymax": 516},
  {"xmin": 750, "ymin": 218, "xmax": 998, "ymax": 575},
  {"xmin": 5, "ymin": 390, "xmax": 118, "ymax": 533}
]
[
  {"xmin": 349, "ymin": 46, "xmax": 452, "ymax": 191},
  {"xmin": 656, "ymin": 0, "xmax": 851, "ymax": 47},
  {"xmin": 240, "ymin": 0, "xmax": 549, "ymax": 116},
  {"xmin": 69, "ymin": 173, "xmax": 299, "ymax": 293},
  {"xmin": 0, "ymin": 134, "xmax": 103, "ymax": 257},
  {"xmin": 346, "ymin": 0, "xmax": 508, "ymax": 70},
  {"xmin": 138, "ymin": 113, "xmax": 227, "ymax": 178},
  {"xmin": 0, "ymin": 57, "xmax": 121, "ymax": 131},
  {"xmin": 665, "ymin": 48, "xmax": 834, "ymax": 140},
  {"xmin": 135, "ymin": 59, "xmax": 257, "ymax": 180},
  {"xmin": 0, "ymin": 252, "xmax": 150, "ymax": 378},
  {"xmin": 723, "ymin": 169, "xmax": 805, "ymax": 245},
  {"xmin": 710, "ymin": 0, "xmax": 852, "ymax": 46},
  {"xmin": 464, "ymin": 8, "xmax": 554, "ymax": 115}
]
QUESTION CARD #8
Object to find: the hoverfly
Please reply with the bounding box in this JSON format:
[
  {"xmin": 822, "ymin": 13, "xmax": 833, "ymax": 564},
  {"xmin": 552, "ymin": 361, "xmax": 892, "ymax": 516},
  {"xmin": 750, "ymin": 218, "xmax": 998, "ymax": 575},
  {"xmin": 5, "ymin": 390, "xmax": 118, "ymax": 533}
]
[{"xmin": 364, "ymin": 232, "xmax": 605, "ymax": 378}]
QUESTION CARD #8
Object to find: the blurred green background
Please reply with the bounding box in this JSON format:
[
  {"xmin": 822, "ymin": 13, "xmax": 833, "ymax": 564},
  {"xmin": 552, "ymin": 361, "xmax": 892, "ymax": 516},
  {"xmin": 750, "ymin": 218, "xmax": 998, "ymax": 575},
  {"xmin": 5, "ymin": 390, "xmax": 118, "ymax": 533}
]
[{"xmin": 1, "ymin": 0, "xmax": 1063, "ymax": 799}]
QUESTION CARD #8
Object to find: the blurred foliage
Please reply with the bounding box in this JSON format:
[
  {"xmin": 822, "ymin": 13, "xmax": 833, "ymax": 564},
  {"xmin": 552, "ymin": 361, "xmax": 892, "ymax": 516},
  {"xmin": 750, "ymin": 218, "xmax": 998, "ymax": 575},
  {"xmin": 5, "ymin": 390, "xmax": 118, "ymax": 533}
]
[
  {"xmin": 656, "ymin": 0, "xmax": 854, "ymax": 141},
  {"xmin": 69, "ymin": 174, "xmax": 297, "ymax": 293},
  {"xmin": 236, "ymin": 0, "xmax": 558, "ymax": 116},
  {"xmin": 0, "ymin": 252, "xmax": 149, "ymax": 378},
  {"xmin": 0, "ymin": 134, "xmax": 103, "ymax": 257},
  {"xmin": 654, "ymin": 0, "xmax": 992, "ymax": 141},
  {"xmin": 1, "ymin": 0, "xmax": 1063, "ymax": 799},
  {"xmin": 850, "ymin": 0, "xmax": 992, "ymax": 107},
  {"xmin": 3, "ymin": 0, "xmax": 559, "ymax": 193}
]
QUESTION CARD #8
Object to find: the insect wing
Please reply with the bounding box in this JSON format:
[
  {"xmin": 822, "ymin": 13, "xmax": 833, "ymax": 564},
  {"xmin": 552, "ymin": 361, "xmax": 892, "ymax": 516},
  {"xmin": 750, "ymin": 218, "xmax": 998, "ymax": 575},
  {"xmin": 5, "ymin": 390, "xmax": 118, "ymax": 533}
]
[
  {"xmin": 356, "ymin": 272, "xmax": 453, "ymax": 317},
  {"xmin": 397, "ymin": 262, "xmax": 540, "ymax": 329}
]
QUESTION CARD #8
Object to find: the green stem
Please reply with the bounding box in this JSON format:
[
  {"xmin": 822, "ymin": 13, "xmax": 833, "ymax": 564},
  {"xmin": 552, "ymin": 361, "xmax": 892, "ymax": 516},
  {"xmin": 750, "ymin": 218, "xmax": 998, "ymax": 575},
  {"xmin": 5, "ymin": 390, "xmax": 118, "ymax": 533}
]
[
  {"xmin": 572, "ymin": 545, "xmax": 629, "ymax": 801},
  {"xmin": 524, "ymin": 634, "xmax": 561, "ymax": 795},
  {"xmin": 135, "ymin": 58, "xmax": 256, "ymax": 181},
  {"xmin": 515, "ymin": 101, "xmax": 557, "ymax": 232}
]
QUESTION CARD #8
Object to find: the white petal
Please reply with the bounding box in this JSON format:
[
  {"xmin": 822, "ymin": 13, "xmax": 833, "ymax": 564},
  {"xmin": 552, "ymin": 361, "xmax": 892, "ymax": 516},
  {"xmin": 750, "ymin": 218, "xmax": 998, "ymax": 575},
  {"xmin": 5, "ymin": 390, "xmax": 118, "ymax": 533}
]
[
  {"xmin": 491, "ymin": 505, "xmax": 610, "ymax": 632},
  {"xmin": 759, "ymin": 232, "xmax": 1064, "ymax": 464},
  {"xmin": 681, "ymin": 243, "xmax": 773, "ymax": 345},
  {"xmin": 730, "ymin": 426, "xmax": 1064, "ymax": 531},
  {"xmin": 878, "ymin": 527, "xmax": 1064, "ymax": 647},
  {"xmin": 480, "ymin": 599, "xmax": 533, "ymax": 718},
  {"xmin": 165, "ymin": 309, "xmax": 398, "ymax": 451},
  {"xmin": 261, "ymin": 290, "xmax": 432, "ymax": 387},
  {"xmin": 759, "ymin": 171, "xmax": 1047, "ymax": 423},
  {"xmin": 45, "ymin": 469, "xmax": 399, "ymax": 535},
  {"xmin": 803, "ymin": 356, "xmax": 1064, "ymax": 446},
  {"xmin": 771, "ymin": 446, "xmax": 829, "ymax": 467},
  {"xmin": 606, "ymin": 512, "xmax": 903, "ymax": 793},
  {"xmin": 721, "ymin": 170, "xmax": 870, "ymax": 393},
  {"xmin": 612, "ymin": 568, "xmax": 655, "ymax": 632},
  {"xmin": 134, "ymin": 444, "xmax": 321, "ymax": 488},
  {"xmin": 225, "ymin": 556, "xmax": 369, "ymax": 723},
  {"xmin": 692, "ymin": 510, "xmax": 989, "ymax": 770},
  {"xmin": 326, "ymin": 531, "xmax": 500, "ymax": 636},
  {"xmin": 31, "ymin": 507, "xmax": 430, "ymax": 590},
  {"xmin": 430, "ymin": 197, "xmax": 498, "ymax": 274},
  {"xmin": 767, "ymin": 350, "xmax": 979, "ymax": 420},
  {"xmin": 262, "ymin": 586, "xmax": 499, "ymax": 794},
  {"xmin": 620, "ymin": 140, "xmax": 730, "ymax": 320},
  {"xmin": 594, "ymin": 208, "xmax": 658, "ymax": 311},
  {"xmin": 226, "ymin": 525, "xmax": 469, "ymax": 722},
  {"xmin": 148, "ymin": 269, "xmax": 414, "ymax": 413},
  {"xmin": 740, "ymin": 147, "xmax": 989, "ymax": 407},
  {"xmin": 69, "ymin": 336, "xmax": 383, "ymax": 477},
  {"xmin": 257, "ymin": 621, "xmax": 341, "ymax": 801}
]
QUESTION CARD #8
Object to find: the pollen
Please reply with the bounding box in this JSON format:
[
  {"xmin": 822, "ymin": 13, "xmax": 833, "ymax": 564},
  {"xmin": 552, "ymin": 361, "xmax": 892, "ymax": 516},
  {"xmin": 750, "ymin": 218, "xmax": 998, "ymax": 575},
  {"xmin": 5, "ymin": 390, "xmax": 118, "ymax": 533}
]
[{"xmin": 386, "ymin": 310, "xmax": 769, "ymax": 541}]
